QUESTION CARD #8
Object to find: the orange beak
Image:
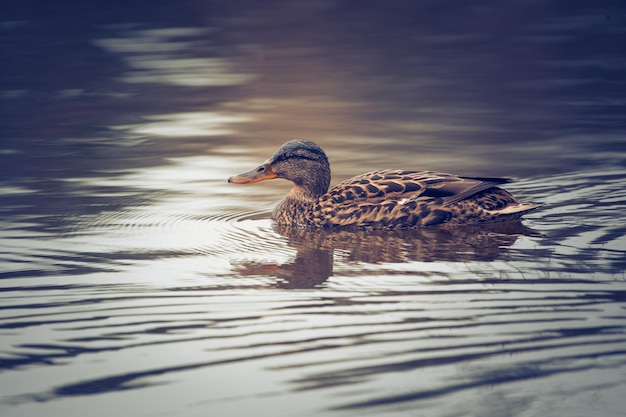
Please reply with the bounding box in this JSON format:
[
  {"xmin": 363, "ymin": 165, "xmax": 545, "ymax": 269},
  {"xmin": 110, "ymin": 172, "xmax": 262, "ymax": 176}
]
[{"xmin": 228, "ymin": 163, "xmax": 278, "ymax": 184}]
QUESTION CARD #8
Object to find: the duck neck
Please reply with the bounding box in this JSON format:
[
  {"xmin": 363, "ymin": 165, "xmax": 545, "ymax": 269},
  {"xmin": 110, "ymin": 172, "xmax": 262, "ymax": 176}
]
[
  {"xmin": 292, "ymin": 165, "xmax": 330, "ymax": 200},
  {"xmin": 288, "ymin": 183, "xmax": 325, "ymax": 202},
  {"xmin": 272, "ymin": 181, "xmax": 326, "ymax": 226}
]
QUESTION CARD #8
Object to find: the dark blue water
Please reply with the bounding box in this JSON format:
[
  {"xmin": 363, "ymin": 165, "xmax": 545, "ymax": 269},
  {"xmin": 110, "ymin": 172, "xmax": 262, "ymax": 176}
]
[{"xmin": 1, "ymin": 1, "xmax": 626, "ymax": 416}]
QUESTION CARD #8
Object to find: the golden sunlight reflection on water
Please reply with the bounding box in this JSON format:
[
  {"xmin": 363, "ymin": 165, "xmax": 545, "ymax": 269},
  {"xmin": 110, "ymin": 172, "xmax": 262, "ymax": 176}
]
[
  {"xmin": 95, "ymin": 27, "xmax": 255, "ymax": 87},
  {"xmin": 114, "ymin": 112, "xmax": 253, "ymax": 138}
]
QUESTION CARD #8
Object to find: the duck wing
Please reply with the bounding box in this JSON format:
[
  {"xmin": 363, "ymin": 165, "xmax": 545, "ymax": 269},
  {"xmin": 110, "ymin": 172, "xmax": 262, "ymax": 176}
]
[
  {"xmin": 313, "ymin": 170, "xmax": 514, "ymax": 227},
  {"xmin": 429, "ymin": 175, "xmax": 513, "ymax": 205},
  {"xmin": 323, "ymin": 170, "xmax": 510, "ymax": 204}
]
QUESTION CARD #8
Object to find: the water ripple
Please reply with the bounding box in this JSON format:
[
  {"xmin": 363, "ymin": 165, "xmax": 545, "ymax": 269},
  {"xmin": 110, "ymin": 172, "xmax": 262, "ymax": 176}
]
[{"xmin": 1, "ymin": 169, "xmax": 626, "ymax": 416}]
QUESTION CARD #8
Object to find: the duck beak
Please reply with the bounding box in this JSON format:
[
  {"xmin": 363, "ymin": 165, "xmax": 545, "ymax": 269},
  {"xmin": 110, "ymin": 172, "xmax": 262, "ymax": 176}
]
[{"xmin": 228, "ymin": 163, "xmax": 278, "ymax": 184}]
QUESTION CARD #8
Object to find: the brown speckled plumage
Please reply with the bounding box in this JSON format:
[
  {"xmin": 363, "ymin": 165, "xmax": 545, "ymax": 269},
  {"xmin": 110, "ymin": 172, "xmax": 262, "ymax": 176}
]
[{"xmin": 229, "ymin": 140, "xmax": 541, "ymax": 228}]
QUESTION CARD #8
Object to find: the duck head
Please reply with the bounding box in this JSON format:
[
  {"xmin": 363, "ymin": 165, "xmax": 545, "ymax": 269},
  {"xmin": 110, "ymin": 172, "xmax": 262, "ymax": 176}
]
[{"xmin": 228, "ymin": 140, "xmax": 331, "ymax": 199}]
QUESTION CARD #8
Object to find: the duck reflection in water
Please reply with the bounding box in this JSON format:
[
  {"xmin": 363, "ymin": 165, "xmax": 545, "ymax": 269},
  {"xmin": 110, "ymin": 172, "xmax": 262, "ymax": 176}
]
[{"xmin": 233, "ymin": 221, "xmax": 539, "ymax": 289}]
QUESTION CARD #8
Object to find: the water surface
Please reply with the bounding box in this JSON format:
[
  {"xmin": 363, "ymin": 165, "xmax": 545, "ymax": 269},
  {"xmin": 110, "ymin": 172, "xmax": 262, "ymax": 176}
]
[{"xmin": 1, "ymin": 1, "xmax": 626, "ymax": 416}]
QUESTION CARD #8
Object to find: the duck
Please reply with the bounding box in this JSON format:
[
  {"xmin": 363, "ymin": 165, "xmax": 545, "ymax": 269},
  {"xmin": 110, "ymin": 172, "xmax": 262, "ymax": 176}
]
[{"xmin": 228, "ymin": 140, "xmax": 540, "ymax": 228}]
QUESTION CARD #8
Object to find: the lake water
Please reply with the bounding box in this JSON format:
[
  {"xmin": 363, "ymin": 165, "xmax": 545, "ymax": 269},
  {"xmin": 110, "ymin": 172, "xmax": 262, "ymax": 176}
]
[{"xmin": 1, "ymin": 1, "xmax": 626, "ymax": 416}]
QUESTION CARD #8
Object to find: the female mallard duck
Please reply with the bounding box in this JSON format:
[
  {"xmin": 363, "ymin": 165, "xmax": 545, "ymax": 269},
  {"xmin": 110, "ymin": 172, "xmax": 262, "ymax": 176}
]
[{"xmin": 228, "ymin": 140, "xmax": 540, "ymax": 228}]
